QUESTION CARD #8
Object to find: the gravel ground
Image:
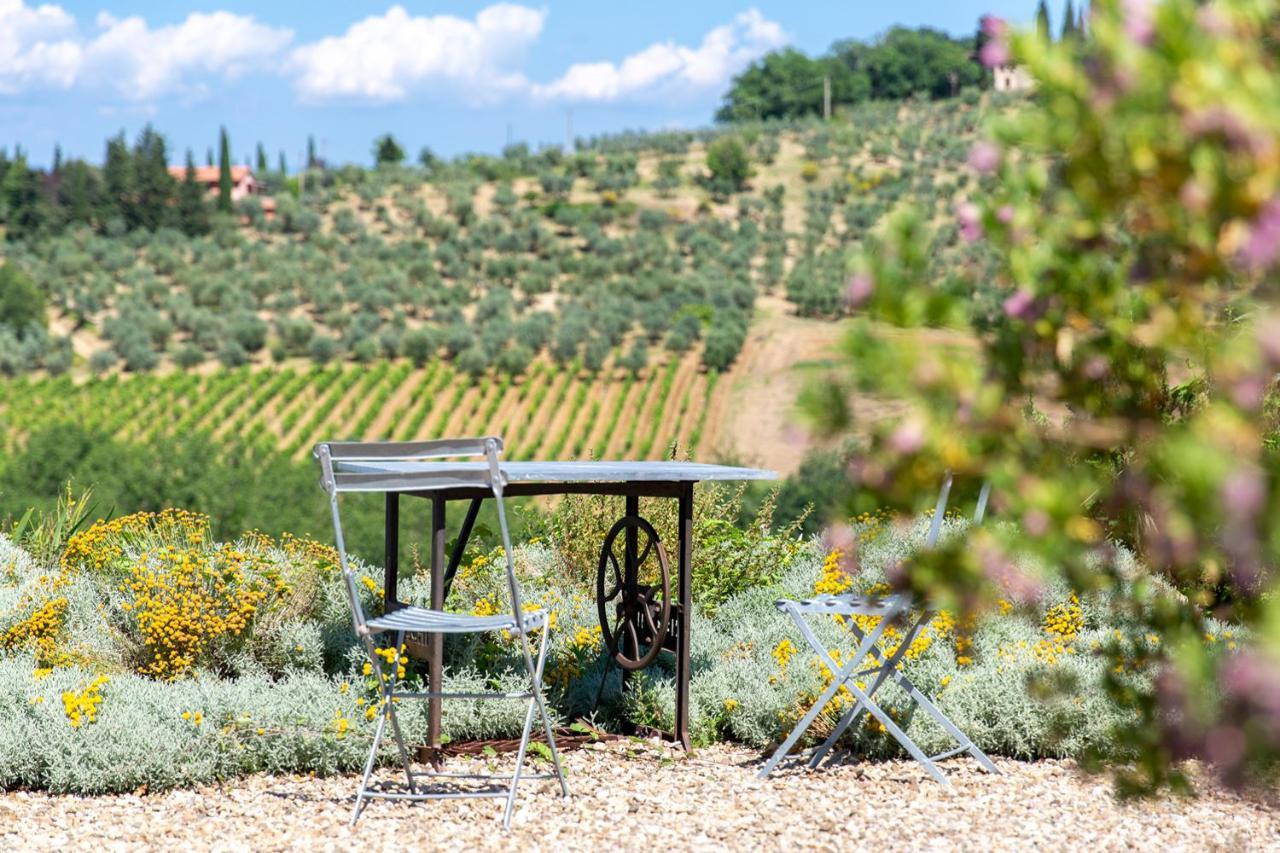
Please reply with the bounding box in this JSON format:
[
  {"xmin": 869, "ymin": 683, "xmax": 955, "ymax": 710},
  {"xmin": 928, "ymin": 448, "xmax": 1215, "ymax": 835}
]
[{"xmin": 2, "ymin": 741, "xmax": 1278, "ymax": 852}]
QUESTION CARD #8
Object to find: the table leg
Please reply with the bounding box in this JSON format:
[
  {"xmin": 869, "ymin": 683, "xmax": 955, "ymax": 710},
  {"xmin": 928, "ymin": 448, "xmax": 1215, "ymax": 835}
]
[
  {"xmin": 621, "ymin": 494, "xmax": 639, "ymax": 732},
  {"xmin": 675, "ymin": 483, "xmax": 693, "ymax": 749},
  {"xmin": 383, "ymin": 493, "xmax": 399, "ymax": 609},
  {"xmin": 428, "ymin": 496, "xmax": 446, "ymax": 751}
]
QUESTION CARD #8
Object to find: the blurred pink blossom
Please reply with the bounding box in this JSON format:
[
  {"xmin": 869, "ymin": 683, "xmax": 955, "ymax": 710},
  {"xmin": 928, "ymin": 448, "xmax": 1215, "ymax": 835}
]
[
  {"xmin": 1122, "ymin": 0, "xmax": 1156, "ymax": 44},
  {"xmin": 1196, "ymin": 5, "xmax": 1231, "ymax": 36},
  {"xmin": 978, "ymin": 16, "xmax": 1010, "ymax": 68},
  {"xmin": 957, "ymin": 202, "xmax": 982, "ymax": 242},
  {"xmin": 1257, "ymin": 315, "xmax": 1280, "ymax": 367},
  {"xmin": 977, "ymin": 541, "xmax": 1043, "ymax": 603},
  {"xmin": 1230, "ymin": 374, "xmax": 1267, "ymax": 410},
  {"xmin": 1178, "ymin": 179, "xmax": 1209, "ymax": 212},
  {"xmin": 1023, "ymin": 509, "xmax": 1050, "ymax": 537},
  {"xmin": 844, "ymin": 272, "xmax": 873, "ymax": 309},
  {"xmin": 968, "ymin": 141, "xmax": 1001, "ymax": 175},
  {"xmin": 1221, "ymin": 467, "xmax": 1265, "ymax": 518},
  {"xmin": 1003, "ymin": 288, "xmax": 1034, "ymax": 319},
  {"xmin": 888, "ymin": 419, "xmax": 926, "ymax": 455},
  {"xmin": 996, "ymin": 204, "xmax": 1014, "ymax": 224},
  {"xmin": 1241, "ymin": 197, "xmax": 1280, "ymax": 271}
]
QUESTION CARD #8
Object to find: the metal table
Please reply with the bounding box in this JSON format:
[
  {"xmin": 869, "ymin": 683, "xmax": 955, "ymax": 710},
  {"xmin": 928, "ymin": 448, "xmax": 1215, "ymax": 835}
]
[{"xmin": 334, "ymin": 459, "xmax": 776, "ymax": 750}]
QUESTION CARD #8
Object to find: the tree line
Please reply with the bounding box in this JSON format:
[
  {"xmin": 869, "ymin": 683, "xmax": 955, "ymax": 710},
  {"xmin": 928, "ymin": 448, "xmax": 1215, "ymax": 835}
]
[
  {"xmin": 0, "ymin": 126, "xmax": 286, "ymax": 242},
  {"xmin": 717, "ymin": 4, "xmax": 1089, "ymax": 123}
]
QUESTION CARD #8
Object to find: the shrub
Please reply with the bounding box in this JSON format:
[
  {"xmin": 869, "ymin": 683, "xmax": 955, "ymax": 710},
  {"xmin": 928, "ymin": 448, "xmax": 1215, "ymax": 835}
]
[
  {"xmin": 399, "ymin": 327, "xmax": 440, "ymax": 367},
  {"xmin": 705, "ymin": 137, "xmax": 752, "ymax": 195},
  {"xmin": 0, "ymin": 265, "xmax": 45, "ymax": 336},
  {"xmin": 495, "ymin": 343, "xmax": 533, "ymax": 376},
  {"xmin": 306, "ymin": 335, "xmax": 338, "ymax": 364}
]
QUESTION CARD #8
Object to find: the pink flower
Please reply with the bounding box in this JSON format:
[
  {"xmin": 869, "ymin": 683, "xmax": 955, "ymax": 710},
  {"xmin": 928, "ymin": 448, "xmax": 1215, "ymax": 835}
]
[
  {"xmin": 1122, "ymin": 0, "xmax": 1156, "ymax": 45},
  {"xmin": 1196, "ymin": 5, "xmax": 1231, "ymax": 36},
  {"xmin": 978, "ymin": 15, "xmax": 1010, "ymax": 68},
  {"xmin": 1023, "ymin": 509, "xmax": 1050, "ymax": 537},
  {"xmin": 1002, "ymin": 289, "xmax": 1034, "ymax": 319},
  {"xmin": 979, "ymin": 41, "xmax": 1010, "ymax": 68},
  {"xmin": 977, "ymin": 541, "xmax": 1043, "ymax": 603},
  {"xmin": 957, "ymin": 202, "xmax": 982, "ymax": 243},
  {"xmin": 844, "ymin": 272, "xmax": 873, "ymax": 309},
  {"xmin": 1221, "ymin": 467, "xmax": 1265, "ymax": 519},
  {"xmin": 888, "ymin": 419, "xmax": 926, "ymax": 455},
  {"xmin": 967, "ymin": 141, "xmax": 1001, "ymax": 175},
  {"xmin": 996, "ymin": 204, "xmax": 1014, "ymax": 225},
  {"xmin": 1231, "ymin": 374, "xmax": 1267, "ymax": 411},
  {"xmin": 1257, "ymin": 314, "xmax": 1280, "ymax": 367},
  {"xmin": 1241, "ymin": 198, "xmax": 1280, "ymax": 271},
  {"xmin": 1178, "ymin": 179, "xmax": 1209, "ymax": 213}
]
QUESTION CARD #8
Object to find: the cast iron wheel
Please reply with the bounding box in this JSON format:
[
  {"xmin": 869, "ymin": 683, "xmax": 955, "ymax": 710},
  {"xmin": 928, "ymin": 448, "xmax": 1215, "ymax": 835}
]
[{"xmin": 596, "ymin": 515, "xmax": 671, "ymax": 671}]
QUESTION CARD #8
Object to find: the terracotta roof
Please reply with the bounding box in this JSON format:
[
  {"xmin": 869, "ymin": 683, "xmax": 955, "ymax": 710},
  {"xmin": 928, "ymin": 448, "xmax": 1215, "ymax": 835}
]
[{"xmin": 167, "ymin": 165, "xmax": 255, "ymax": 183}]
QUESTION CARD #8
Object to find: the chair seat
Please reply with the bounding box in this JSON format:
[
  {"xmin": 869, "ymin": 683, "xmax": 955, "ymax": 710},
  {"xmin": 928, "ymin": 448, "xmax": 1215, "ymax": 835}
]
[
  {"xmin": 777, "ymin": 592, "xmax": 913, "ymax": 616},
  {"xmin": 366, "ymin": 605, "xmax": 546, "ymax": 636}
]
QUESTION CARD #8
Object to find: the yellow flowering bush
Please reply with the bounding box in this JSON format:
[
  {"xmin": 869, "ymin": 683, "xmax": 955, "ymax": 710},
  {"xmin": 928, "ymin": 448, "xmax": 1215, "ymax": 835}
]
[
  {"xmin": 120, "ymin": 544, "xmax": 270, "ymax": 679},
  {"xmin": 1, "ymin": 597, "xmax": 69, "ymax": 668},
  {"xmin": 62, "ymin": 675, "xmax": 108, "ymax": 728}
]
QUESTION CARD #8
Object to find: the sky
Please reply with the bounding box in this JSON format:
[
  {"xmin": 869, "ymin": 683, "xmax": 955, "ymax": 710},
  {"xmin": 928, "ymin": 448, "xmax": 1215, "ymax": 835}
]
[{"xmin": 0, "ymin": 0, "xmax": 1069, "ymax": 169}]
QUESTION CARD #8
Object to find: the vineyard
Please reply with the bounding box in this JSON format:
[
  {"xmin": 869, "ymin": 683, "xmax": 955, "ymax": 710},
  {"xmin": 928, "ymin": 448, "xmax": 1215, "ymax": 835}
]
[{"xmin": 0, "ymin": 351, "xmax": 719, "ymax": 463}]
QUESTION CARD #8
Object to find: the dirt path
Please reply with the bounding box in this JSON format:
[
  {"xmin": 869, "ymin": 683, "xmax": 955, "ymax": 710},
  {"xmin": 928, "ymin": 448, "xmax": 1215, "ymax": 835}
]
[{"xmin": 698, "ymin": 295, "xmax": 845, "ymax": 473}]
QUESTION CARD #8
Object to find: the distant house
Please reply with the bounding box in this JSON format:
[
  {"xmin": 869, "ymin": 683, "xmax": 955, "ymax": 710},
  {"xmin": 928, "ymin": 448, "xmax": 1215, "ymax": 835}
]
[
  {"xmin": 993, "ymin": 64, "xmax": 1034, "ymax": 92},
  {"xmin": 168, "ymin": 165, "xmax": 276, "ymax": 218}
]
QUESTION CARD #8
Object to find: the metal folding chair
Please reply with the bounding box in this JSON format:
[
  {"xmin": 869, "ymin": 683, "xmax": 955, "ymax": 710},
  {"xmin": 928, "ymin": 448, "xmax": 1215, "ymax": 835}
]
[
  {"xmin": 759, "ymin": 474, "xmax": 1000, "ymax": 782},
  {"xmin": 315, "ymin": 437, "xmax": 568, "ymax": 828}
]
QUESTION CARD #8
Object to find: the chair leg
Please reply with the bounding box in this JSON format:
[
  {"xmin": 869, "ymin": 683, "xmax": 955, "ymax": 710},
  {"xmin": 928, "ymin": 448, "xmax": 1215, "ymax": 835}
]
[
  {"xmin": 503, "ymin": 639, "xmax": 542, "ymax": 828},
  {"xmin": 809, "ymin": 616, "xmax": 928, "ymax": 769},
  {"xmin": 530, "ymin": 620, "xmax": 569, "ymax": 797},
  {"xmin": 387, "ymin": 632, "xmax": 417, "ymax": 793},
  {"xmin": 842, "ymin": 678, "xmax": 949, "ymax": 785},
  {"xmin": 351, "ymin": 699, "xmax": 389, "ymax": 826}
]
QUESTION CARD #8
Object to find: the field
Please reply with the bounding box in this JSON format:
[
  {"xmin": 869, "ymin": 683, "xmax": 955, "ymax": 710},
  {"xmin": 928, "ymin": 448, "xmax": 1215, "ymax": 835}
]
[
  {"xmin": 1, "ymin": 95, "xmax": 1006, "ymax": 478},
  {"xmin": 0, "ymin": 351, "xmax": 718, "ymax": 463}
]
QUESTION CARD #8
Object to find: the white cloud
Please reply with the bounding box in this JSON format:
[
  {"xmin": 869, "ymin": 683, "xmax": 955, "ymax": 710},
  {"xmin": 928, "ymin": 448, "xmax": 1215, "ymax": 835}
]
[
  {"xmin": 532, "ymin": 9, "xmax": 788, "ymax": 102},
  {"xmin": 0, "ymin": 0, "xmax": 82, "ymax": 94},
  {"xmin": 289, "ymin": 3, "xmax": 544, "ymax": 102},
  {"xmin": 84, "ymin": 11, "xmax": 293, "ymax": 99},
  {"xmin": 0, "ymin": 3, "xmax": 784, "ymax": 108}
]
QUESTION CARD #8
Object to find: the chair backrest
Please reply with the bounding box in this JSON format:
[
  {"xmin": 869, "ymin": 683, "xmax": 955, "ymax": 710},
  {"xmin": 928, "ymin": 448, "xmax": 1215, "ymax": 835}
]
[
  {"xmin": 924, "ymin": 473, "xmax": 991, "ymax": 549},
  {"xmin": 314, "ymin": 437, "xmax": 528, "ymax": 638}
]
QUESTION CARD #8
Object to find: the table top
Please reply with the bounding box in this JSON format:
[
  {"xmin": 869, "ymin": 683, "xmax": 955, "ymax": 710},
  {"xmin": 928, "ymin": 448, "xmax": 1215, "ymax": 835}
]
[{"xmin": 333, "ymin": 459, "xmax": 776, "ymax": 491}]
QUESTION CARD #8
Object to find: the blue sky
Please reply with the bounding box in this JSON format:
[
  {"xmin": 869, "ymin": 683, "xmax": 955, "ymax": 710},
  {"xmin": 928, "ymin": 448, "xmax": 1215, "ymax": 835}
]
[{"xmin": 0, "ymin": 1, "xmax": 1065, "ymax": 169}]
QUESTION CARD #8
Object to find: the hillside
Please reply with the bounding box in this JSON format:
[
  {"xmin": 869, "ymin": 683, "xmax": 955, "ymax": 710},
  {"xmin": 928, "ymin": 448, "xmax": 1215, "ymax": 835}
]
[{"xmin": 1, "ymin": 95, "xmax": 1004, "ymax": 474}]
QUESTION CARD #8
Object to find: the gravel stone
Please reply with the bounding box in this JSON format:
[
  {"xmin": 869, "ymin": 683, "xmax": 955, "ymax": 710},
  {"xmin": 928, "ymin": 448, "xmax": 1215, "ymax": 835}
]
[{"xmin": 2, "ymin": 743, "xmax": 1277, "ymax": 851}]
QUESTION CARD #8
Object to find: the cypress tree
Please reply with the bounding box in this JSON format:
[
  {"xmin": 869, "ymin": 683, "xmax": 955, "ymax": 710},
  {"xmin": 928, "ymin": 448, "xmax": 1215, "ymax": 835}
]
[
  {"xmin": 206, "ymin": 147, "xmax": 214, "ymax": 167},
  {"xmin": 177, "ymin": 149, "xmax": 210, "ymax": 236},
  {"xmin": 307, "ymin": 135, "xmax": 316, "ymax": 169},
  {"xmin": 132, "ymin": 124, "xmax": 175, "ymax": 231},
  {"xmin": 277, "ymin": 150, "xmax": 287, "ymax": 175},
  {"xmin": 255, "ymin": 142, "xmax": 268, "ymax": 173},
  {"xmin": 1062, "ymin": 0, "xmax": 1077, "ymax": 39},
  {"xmin": 2, "ymin": 154, "xmax": 50, "ymax": 241},
  {"xmin": 52, "ymin": 144, "xmax": 63, "ymax": 175},
  {"xmin": 58, "ymin": 160, "xmax": 99, "ymax": 226},
  {"xmin": 1036, "ymin": 0, "xmax": 1052, "ymax": 41},
  {"xmin": 217, "ymin": 126, "xmax": 233, "ymax": 213},
  {"xmin": 101, "ymin": 131, "xmax": 133, "ymax": 227}
]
